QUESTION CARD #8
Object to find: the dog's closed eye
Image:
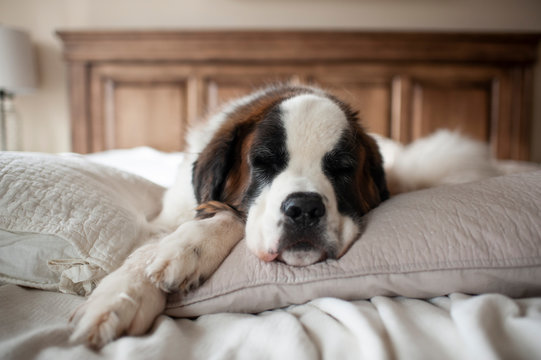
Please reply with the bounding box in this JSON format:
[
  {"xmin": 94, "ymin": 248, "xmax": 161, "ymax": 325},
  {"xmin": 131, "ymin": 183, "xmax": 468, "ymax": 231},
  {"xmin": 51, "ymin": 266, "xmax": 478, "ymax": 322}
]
[{"xmin": 323, "ymin": 152, "xmax": 357, "ymax": 176}]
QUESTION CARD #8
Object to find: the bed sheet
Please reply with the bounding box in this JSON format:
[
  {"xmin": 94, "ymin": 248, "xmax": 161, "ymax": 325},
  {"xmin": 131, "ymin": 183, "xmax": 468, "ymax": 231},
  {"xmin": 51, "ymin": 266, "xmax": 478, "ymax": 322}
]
[
  {"xmin": 1, "ymin": 284, "xmax": 540, "ymax": 360},
  {"xmin": 85, "ymin": 147, "xmax": 184, "ymax": 187}
]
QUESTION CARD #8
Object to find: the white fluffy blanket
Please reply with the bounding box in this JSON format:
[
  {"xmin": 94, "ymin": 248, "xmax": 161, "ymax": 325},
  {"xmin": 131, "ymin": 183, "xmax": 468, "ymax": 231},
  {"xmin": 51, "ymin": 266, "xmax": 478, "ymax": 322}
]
[{"xmin": 0, "ymin": 285, "xmax": 540, "ymax": 359}]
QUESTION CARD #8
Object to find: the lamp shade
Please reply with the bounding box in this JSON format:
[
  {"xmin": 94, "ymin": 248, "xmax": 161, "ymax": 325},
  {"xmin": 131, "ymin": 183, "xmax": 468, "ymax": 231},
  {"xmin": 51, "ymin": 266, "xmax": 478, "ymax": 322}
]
[{"xmin": 0, "ymin": 26, "xmax": 37, "ymax": 94}]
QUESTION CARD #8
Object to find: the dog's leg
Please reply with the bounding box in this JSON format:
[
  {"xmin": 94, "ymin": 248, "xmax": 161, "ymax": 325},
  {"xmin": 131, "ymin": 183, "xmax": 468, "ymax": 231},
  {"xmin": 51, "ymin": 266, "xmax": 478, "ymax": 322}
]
[
  {"xmin": 69, "ymin": 204, "xmax": 244, "ymax": 348},
  {"xmin": 145, "ymin": 205, "xmax": 245, "ymax": 293},
  {"xmin": 69, "ymin": 242, "xmax": 166, "ymax": 349}
]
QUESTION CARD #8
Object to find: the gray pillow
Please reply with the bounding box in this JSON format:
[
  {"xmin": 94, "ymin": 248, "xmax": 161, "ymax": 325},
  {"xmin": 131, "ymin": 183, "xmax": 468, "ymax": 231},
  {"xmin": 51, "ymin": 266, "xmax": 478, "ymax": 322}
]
[{"xmin": 166, "ymin": 171, "xmax": 541, "ymax": 317}]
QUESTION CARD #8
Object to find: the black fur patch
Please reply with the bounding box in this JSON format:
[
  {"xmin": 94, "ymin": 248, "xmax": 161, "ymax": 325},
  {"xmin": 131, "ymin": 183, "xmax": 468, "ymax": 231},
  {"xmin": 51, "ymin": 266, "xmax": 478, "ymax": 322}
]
[
  {"xmin": 242, "ymin": 106, "xmax": 289, "ymax": 207},
  {"xmin": 322, "ymin": 129, "xmax": 363, "ymax": 220}
]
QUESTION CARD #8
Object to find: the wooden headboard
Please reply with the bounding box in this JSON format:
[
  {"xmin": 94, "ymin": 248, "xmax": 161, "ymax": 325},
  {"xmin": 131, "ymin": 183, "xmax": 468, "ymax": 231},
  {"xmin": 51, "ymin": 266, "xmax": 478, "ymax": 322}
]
[{"xmin": 57, "ymin": 31, "xmax": 540, "ymax": 160}]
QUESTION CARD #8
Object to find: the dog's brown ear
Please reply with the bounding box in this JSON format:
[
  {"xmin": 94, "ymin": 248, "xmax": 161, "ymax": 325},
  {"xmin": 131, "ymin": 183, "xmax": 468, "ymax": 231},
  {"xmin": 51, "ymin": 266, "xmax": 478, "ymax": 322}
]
[
  {"xmin": 365, "ymin": 132, "xmax": 390, "ymax": 202},
  {"xmin": 327, "ymin": 93, "xmax": 389, "ymax": 211},
  {"xmin": 192, "ymin": 121, "xmax": 255, "ymax": 207},
  {"xmin": 356, "ymin": 131, "xmax": 390, "ymax": 212}
]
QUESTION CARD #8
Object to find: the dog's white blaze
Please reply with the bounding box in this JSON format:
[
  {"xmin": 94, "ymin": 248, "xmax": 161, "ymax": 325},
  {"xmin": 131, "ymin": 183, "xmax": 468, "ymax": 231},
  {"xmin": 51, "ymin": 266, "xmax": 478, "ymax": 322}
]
[
  {"xmin": 282, "ymin": 94, "xmax": 347, "ymax": 165},
  {"xmin": 245, "ymin": 186, "xmax": 279, "ymax": 257},
  {"xmin": 246, "ymin": 94, "xmax": 354, "ymax": 264}
]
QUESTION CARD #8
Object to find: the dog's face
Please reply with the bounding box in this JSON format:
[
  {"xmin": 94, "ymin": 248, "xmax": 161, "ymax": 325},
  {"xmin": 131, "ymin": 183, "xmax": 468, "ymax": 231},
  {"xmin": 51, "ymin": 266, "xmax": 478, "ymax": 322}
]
[{"xmin": 193, "ymin": 87, "xmax": 388, "ymax": 266}]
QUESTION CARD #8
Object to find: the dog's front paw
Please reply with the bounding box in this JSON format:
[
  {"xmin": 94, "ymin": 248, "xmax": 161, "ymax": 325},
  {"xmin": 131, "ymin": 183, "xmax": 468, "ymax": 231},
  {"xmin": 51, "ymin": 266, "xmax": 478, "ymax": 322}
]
[
  {"xmin": 69, "ymin": 271, "xmax": 165, "ymax": 349},
  {"xmin": 69, "ymin": 293, "xmax": 137, "ymax": 349},
  {"xmin": 145, "ymin": 241, "xmax": 206, "ymax": 293}
]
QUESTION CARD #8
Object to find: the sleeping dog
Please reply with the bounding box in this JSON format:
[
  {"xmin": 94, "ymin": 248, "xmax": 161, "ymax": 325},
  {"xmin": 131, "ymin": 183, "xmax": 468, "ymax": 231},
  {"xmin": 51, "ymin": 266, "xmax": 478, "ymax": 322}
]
[{"xmin": 70, "ymin": 84, "xmax": 498, "ymax": 348}]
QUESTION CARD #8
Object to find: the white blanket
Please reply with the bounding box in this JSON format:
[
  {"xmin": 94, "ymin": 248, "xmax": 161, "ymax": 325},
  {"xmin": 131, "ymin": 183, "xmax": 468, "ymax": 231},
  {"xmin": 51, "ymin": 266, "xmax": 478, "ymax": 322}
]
[{"xmin": 0, "ymin": 284, "xmax": 540, "ymax": 359}]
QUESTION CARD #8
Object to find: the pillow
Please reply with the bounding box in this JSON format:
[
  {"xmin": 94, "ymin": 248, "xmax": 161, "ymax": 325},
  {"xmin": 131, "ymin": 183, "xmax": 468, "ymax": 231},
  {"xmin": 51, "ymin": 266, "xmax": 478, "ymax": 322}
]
[
  {"xmin": 165, "ymin": 170, "xmax": 541, "ymax": 317},
  {"xmin": 0, "ymin": 152, "xmax": 164, "ymax": 295}
]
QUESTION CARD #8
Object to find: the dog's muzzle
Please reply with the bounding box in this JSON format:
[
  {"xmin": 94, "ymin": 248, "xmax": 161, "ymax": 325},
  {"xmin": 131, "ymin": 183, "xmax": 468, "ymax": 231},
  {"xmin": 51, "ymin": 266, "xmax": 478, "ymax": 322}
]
[{"xmin": 272, "ymin": 192, "xmax": 328, "ymax": 266}]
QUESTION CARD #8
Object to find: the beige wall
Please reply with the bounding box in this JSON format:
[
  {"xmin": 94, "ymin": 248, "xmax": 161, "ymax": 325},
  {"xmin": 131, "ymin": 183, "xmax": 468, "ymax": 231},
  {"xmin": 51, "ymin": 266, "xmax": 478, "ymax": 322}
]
[{"xmin": 1, "ymin": 0, "xmax": 540, "ymax": 159}]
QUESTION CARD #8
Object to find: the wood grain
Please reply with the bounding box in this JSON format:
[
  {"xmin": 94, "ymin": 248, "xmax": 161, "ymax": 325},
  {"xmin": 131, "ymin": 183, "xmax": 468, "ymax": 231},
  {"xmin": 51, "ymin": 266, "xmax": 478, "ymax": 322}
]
[{"xmin": 57, "ymin": 31, "xmax": 540, "ymax": 159}]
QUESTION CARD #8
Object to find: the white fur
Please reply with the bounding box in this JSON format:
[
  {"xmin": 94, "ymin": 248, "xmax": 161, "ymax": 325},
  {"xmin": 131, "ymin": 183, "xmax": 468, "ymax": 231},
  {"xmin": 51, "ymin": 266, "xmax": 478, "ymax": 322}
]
[
  {"xmin": 69, "ymin": 242, "xmax": 166, "ymax": 348},
  {"xmin": 153, "ymin": 153, "xmax": 198, "ymax": 230},
  {"xmin": 375, "ymin": 130, "xmax": 501, "ymax": 194},
  {"xmin": 70, "ymin": 211, "xmax": 245, "ymax": 348},
  {"xmin": 146, "ymin": 211, "xmax": 245, "ymax": 293}
]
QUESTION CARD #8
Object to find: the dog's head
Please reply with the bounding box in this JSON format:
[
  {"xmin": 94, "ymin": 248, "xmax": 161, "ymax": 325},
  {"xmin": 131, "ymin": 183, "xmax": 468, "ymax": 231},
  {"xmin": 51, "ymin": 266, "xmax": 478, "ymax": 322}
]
[{"xmin": 193, "ymin": 86, "xmax": 389, "ymax": 266}]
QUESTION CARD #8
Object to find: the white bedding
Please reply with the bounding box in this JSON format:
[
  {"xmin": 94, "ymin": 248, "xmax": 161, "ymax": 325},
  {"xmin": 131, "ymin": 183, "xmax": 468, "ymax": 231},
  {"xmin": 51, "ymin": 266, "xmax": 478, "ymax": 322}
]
[
  {"xmin": 85, "ymin": 147, "xmax": 184, "ymax": 187},
  {"xmin": 1, "ymin": 147, "xmax": 541, "ymax": 359},
  {"xmin": 1, "ymin": 285, "xmax": 540, "ymax": 359}
]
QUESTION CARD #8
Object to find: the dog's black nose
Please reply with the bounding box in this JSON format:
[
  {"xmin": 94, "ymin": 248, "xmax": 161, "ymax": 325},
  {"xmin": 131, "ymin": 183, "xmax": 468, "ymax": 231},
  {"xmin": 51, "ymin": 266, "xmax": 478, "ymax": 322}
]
[{"xmin": 281, "ymin": 192, "xmax": 325, "ymax": 227}]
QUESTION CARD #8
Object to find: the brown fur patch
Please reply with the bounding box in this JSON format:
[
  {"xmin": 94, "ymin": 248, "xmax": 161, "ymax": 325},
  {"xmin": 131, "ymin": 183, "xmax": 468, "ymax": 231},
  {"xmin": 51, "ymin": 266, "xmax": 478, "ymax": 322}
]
[
  {"xmin": 195, "ymin": 201, "xmax": 245, "ymax": 221},
  {"xmin": 326, "ymin": 92, "xmax": 389, "ymax": 214},
  {"xmin": 355, "ymin": 130, "xmax": 389, "ymax": 212}
]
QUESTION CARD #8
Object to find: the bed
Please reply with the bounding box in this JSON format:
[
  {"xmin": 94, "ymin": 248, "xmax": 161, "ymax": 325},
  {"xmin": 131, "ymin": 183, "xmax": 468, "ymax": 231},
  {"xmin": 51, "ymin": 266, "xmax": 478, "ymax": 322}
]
[{"xmin": 1, "ymin": 31, "xmax": 541, "ymax": 359}]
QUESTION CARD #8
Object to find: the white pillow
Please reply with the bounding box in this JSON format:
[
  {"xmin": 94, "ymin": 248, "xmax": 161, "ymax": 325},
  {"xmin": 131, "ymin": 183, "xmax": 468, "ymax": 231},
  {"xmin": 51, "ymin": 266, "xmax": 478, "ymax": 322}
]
[
  {"xmin": 0, "ymin": 152, "xmax": 164, "ymax": 295},
  {"xmin": 165, "ymin": 170, "xmax": 541, "ymax": 317}
]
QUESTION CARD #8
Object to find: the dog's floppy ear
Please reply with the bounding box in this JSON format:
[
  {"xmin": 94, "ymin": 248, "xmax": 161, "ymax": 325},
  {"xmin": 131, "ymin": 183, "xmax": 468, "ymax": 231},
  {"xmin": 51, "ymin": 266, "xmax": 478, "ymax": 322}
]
[
  {"xmin": 355, "ymin": 131, "xmax": 390, "ymax": 213},
  {"xmin": 363, "ymin": 132, "xmax": 390, "ymax": 202},
  {"xmin": 331, "ymin": 97, "xmax": 389, "ymax": 213},
  {"xmin": 192, "ymin": 121, "xmax": 255, "ymax": 207}
]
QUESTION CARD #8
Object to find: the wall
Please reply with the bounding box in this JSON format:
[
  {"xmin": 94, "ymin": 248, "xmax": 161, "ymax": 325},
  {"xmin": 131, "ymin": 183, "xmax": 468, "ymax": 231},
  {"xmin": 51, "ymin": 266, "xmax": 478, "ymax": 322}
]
[{"xmin": 0, "ymin": 0, "xmax": 540, "ymax": 159}]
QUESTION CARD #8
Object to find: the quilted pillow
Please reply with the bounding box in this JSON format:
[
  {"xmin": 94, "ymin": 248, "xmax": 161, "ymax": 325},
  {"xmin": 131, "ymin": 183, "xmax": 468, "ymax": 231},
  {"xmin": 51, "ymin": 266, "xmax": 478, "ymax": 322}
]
[
  {"xmin": 165, "ymin": 170, "xmax": 541, "ymax": 317},
  {"xmin": 0, "ymin": 152, "xmax": 164, "ymax": 295}
]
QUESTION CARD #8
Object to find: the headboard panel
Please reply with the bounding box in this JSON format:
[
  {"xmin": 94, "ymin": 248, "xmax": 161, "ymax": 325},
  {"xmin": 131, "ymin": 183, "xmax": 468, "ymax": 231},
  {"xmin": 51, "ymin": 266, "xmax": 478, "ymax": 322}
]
[{"xmin": 57, "ymin": 31, "xmax": 540, "ymax": 160}]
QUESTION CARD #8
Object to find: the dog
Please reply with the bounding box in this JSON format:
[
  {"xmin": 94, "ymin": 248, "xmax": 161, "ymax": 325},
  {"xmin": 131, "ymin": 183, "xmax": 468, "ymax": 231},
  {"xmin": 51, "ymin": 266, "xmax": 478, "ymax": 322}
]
[{"xmin": 69, "ymin": 84, "xmax": 499, "ymax": 348}]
